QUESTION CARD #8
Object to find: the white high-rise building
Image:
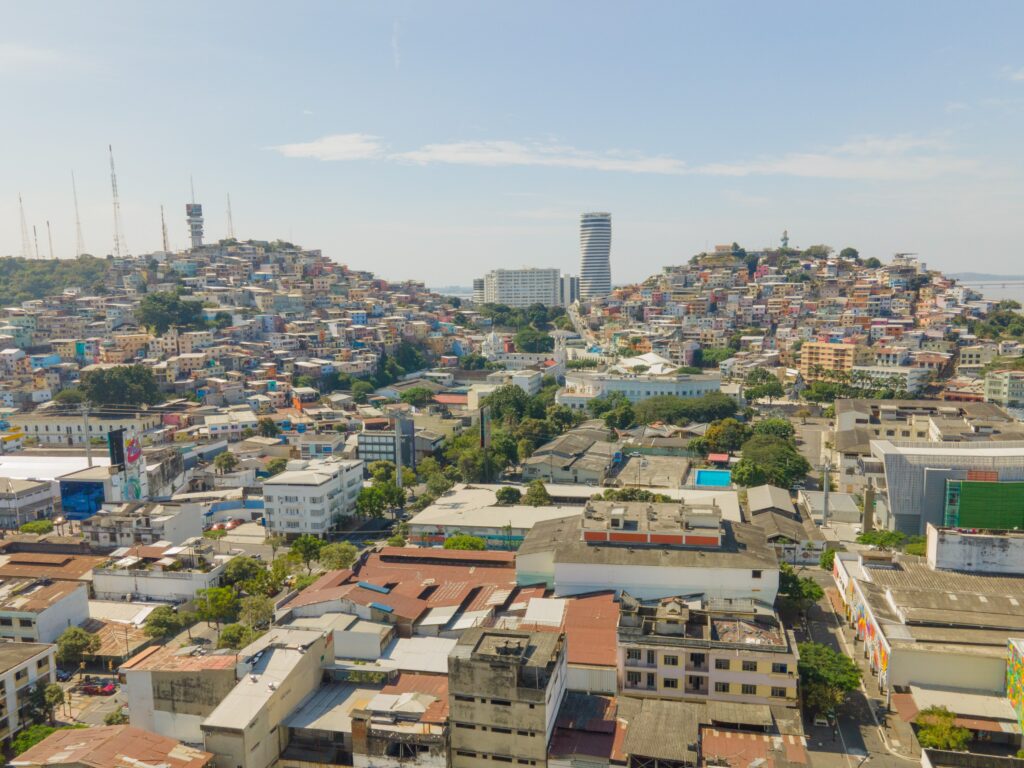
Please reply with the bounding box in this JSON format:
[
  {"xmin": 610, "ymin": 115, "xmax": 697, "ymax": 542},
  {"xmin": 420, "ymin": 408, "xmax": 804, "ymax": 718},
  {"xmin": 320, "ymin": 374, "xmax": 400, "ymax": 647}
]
[
  {"xmin": 482, "ymin": 267, "xmax": 561, "ymax": 307},
  {"xmin": 579, "ymin": 212, "xmax": 611, "ymax": 299}
]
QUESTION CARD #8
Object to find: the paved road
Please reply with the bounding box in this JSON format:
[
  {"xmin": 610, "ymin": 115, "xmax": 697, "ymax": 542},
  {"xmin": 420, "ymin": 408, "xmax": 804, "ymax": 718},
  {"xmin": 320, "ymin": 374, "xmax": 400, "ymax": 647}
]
[{"xmin": 796, "ymin": 568, "xmax": 919, "ymax": 768}]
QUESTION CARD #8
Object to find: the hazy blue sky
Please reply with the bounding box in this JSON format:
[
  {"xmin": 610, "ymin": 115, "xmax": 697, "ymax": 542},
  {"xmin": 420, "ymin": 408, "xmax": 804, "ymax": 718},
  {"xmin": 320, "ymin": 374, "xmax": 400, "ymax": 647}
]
[{"xmin": 3, "ymin": 1, "xmax": 1024, "ymax": 284}]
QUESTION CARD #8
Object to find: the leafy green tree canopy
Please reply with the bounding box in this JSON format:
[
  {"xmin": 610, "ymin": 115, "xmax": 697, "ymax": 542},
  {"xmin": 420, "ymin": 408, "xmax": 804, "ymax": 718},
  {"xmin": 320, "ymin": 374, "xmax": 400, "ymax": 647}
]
[{"xmin": 444, "ymin": 533, "xmax": 487, "ymax": 550}]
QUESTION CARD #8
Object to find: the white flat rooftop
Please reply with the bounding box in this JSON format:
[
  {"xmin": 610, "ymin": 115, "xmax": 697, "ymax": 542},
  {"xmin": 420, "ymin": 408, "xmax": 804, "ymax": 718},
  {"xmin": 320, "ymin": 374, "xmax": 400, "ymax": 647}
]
[{"xmin": 0, "ymin": 454, "xmax": 111, "ymax": 482}]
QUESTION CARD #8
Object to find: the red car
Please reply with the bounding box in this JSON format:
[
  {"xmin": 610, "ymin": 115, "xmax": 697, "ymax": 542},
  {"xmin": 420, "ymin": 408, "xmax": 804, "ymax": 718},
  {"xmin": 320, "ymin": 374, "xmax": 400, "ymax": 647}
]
[
  {"xmin": 81, "ymin": 683, "xmax": 116, "ymax": 696},
  {"xmin": 224, "ymin": 518, "xmax": 245, "ymax": 530},
  {"xmin": 210, "ymin": 522, "xmax": 226, "ymax": 531}
]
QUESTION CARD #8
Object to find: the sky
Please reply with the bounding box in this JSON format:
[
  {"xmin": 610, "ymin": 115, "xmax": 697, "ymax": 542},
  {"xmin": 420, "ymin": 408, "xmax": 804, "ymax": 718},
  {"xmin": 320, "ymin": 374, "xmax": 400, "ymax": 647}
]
[{"xmin": 2, "ymin": 1, "xmax": 1024, "ymax": 286}]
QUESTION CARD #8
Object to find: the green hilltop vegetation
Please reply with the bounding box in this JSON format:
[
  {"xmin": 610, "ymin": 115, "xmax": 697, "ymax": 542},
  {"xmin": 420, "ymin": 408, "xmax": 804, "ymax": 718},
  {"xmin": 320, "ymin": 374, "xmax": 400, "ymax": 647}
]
[{"xmin": 0, "ymin": 255, "xmax": 110, "ymax": 306}]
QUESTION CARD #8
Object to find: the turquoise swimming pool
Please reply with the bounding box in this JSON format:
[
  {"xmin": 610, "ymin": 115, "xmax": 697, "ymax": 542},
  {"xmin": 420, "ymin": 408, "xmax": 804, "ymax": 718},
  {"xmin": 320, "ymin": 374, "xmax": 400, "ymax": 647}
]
[{"xmin": 694, "ymin": 469, "xmax": 732, "ymax": 487}]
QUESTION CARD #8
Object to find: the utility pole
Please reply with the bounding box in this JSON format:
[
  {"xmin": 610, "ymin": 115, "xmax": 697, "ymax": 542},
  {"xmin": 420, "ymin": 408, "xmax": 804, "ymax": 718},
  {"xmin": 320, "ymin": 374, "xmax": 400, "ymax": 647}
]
[
  {"xmin": 72, "ymin": 171, "xmax": 86, "ymax": 256},
  {"xmin": 821, "ymin": 459, "xmax": 831, "ymax": 527},
  {"xmin": 83, "ymin": 406, "xmax": 93, "ymax": 468},
  {"xmin": 46, "ymin": 220, "xmax": 54, "ymax": 259},
  {"xmin": 109, "ymin": 145, "xmax": 126, "ymax": 257}
]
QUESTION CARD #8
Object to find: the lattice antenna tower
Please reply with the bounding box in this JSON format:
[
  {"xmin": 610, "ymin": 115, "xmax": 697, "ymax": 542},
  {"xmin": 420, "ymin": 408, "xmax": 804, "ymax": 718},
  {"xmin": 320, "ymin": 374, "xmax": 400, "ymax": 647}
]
[
  {"xmin": 109, "ymin": 145, "xmax": 127, "ymax": 257},
  {"xmin": 72, "ymin": 171, "xmax": 86, "ymax": 256}
]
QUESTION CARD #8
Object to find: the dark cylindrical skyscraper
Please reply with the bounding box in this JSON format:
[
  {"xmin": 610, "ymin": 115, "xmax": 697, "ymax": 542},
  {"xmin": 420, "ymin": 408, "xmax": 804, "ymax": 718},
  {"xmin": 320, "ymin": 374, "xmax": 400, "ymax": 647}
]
[{"xmin": 579, "ymin": 212, "xmax": 611, "ymax": 299}]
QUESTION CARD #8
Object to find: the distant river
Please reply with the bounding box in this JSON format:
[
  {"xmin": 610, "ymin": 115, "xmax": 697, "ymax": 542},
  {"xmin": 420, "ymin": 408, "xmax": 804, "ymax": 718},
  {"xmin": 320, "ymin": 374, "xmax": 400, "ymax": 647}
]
[{"xmin": 963, "ymin": 283, "xmax": 1024, "ymax": 304}]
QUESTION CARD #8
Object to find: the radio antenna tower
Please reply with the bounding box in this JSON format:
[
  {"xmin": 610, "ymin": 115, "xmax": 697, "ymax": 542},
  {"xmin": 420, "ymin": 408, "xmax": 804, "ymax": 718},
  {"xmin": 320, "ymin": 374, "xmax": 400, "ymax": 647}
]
[
  {"xmin": 160, "ymin": 205, "xmax": 170, "ymax": 252},
  {"xmin": 32, "ymin": 225, "xmax": 40, "ymax": 260},
  {"xmin": 71, "ymin": 171, "xmax": 86, "ymax": 256},
  {"xmin": 226, "ymin": 194, "xmax": 235, "ymax": 239},
  {"xmin": 109, "ymin": 144, "xmax": 127, "ymax": 257},
  {"xmin": 46, "ymin": 220, "xmax": 54, "ymax": 259},
  {"xmin": 18, "ymin": 195, "xmax": 31, "ymax": 259}
]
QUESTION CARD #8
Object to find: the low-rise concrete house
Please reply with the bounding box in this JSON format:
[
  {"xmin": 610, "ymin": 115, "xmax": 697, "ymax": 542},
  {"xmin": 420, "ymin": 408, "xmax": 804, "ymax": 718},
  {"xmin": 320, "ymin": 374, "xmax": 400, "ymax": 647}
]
[
  {"xmin": 0, "ymin": 578, "xmax": 89, "ymax": 643},
  {"xmin": 10, "ymin": 724, "xmax": 213, "ymax": 768}
]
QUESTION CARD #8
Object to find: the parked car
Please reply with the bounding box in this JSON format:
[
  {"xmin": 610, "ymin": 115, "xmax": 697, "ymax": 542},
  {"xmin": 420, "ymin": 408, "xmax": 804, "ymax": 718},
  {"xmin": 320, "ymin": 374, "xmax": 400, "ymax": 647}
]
[
  {"xmin": 55, "ymin": 669, "xmax": 72, "ymax": 682},
  {"xmin": 80, "ymin": 682, "xmax": 117, "ymax": 696},
  {"xmin": 210, "ymin": 522, "xmax": 226, "ymax": 531},
  {"xmin": 224, "ymin": 518, "xmax": 245, "ymax": 531}
]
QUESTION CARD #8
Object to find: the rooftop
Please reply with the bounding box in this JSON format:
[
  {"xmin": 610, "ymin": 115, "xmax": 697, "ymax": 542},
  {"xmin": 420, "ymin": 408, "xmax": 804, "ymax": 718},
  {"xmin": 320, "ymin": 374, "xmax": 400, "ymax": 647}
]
[
  {"xmin": 0, "ymin": 640, "xmax": 53, "ymax": 672},
  {"xmin": 10, "ymin": 725, "xmax": 213, "ymax": 768}
]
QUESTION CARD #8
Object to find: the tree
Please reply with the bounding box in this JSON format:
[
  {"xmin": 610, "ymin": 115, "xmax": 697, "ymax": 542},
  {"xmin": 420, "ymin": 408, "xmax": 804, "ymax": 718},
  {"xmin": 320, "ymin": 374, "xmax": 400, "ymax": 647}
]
[
  {"xmin": 319, "ymin": 541, "xmax": 359, "ymax": 570},
  {"xmin": 604, "ymin": 403, "xmax": 636, "ymax": 430},
  {"xmin": 257, "ymin": 417, "xmax": 280, "ymax": 437},
  {"xmin": 778, "ymin": 563, "xmax": 824, "ymax": 615},
  {"xmin": 797, "ymin": 642, "xmax": 861, "ymax": 714},
  {"xmin": 514, "ymin": 327, "xmax": 553, "ymax": 353},
  {"xmin": 863, "ymin": 257, "xmax": 883, "ymax": 269},
  {"xmin": 426, "ymin": 473, "xmax": 454, "ymax": 497},
  {"xmin": 266, "ymin": 458, "xmax": 289, "ymax": 476},
  {"xmin": 695, "ymin": 347, "xmax": 734, "ymax": 369},
  {"xmin": 400, "ymin": 387, "xmax": 436, "ymax": 408},
  {"xmin": 195, "ymin": 586, "xmax": 240, "ymax": 633},
  {"xmin": 105, "ymin": 710, "xmax": 130, "ymax": 725},
  {"xmin": 78, "ymin": 364, "xmax": 164, "ymax": 407},
  {"xmin": 239, "ymin": 595, "xmax": 274, "ymax": 628},
  {"xmin": 915, "ymin": 706, "xmax": 971, "ymax": 750},
  {"xmin": 355, "ymin": 486, "xmax": 386, "ymax": 518},
  {"xmin": 731, "ymin": 459, "xmax": 769, "ymax": 487},
  {"xmin": 12, "ymin": 724, "xmax": 59, "ymax": 755},
  {"xmin": 802, "ymin": 244, "xmax": 833, "ymax": 260},
  {"xmin": 838, "ymin": 247, "xmax": 860, "ymax": 261},
  {"xmin": 352, "ymin": 380, "xmax": 375, "ymax": 403},
  {"xmin": 743, "ymin": 368, "xmax": 784, "ymax": 402},
  {"xmin": 368, "ymin": 460, "xmax": 396, "ymax": 484},
  {"xmin": 523, "ymin": 480, "xmax": 553, "ymax": 507},
  {"xmin": 904, "ymin": 535, "xmax": 926, "ymax": 557},
  {"xmin": 223, "ymin": 555, "xmax": 263, "ymax": 587},
  {"xmin": 596, "ymin": 488, "xmax": 672, "ymax": 502},
  {"xmin": 137, "ymin": 290, "xmax": 206, "ymax": 334},
  {"xmin": 495, "ymin": 487, "xmax": 522, "ymax": 505},
  {"xmin": 218, "ymin": 623, "xmax": 258, "ymax": 650},
  {"xmin": 378, "ymin": 481, "xmax": 407, "ymax": 513},
  {"xmin": 213, "ymin": 451, "xmax": 239, "ymax": 475},
  {"xmin": 53, "ymin": 387, "xmax": 86, "ymax": 405},
  {"xmin": 753, "ymin": 418, "xmax": 796, "ymax": 441},
  {"xmin": 144, "ymin": 605, "xmax": 184, "ymax": 638},
  {"xmin": 856, "ymin": 530, "xmax": 907, "ymax": 550},
  {"xmin": 266, "ymin": 535, "xmax": 287, "ymax": 562},
  {"xmin": 56, "ymin": 627, "xmax": 100, "ymax": 666},
  {"xmin": 703, "ymin": 418, "xmax": 752, "ymax": 453},
  {"xmin": 733, "ymin": 434, "xmax": 810, "ymax": 488},
  {"xmin": 485, "ymin": 385, "xmax": 530, "ymax": 424},
  {"xmin": 43, "ymin": 683, "xmax": 64, "ymax": 724},
  {"xmin": 19, "ymin": 520, "xmax": 54, "ymax": 535},
  {"xmin": 587, "ymin": 391, "xmax": 630, "ymax": 418},
  {"xmin": 291, "ymin": 534, "xmax": 325, "ymax": 574},
  {"xmin": 387, "ymin": 534, "xmax": 406, "ymax": 547},
  {"xmin": 444, "ymin": 534, "xmax": 487, "ymax": 551},
  {"xmin": 819, "ymin": 548, "xmax": 836, "ymax": 571}
]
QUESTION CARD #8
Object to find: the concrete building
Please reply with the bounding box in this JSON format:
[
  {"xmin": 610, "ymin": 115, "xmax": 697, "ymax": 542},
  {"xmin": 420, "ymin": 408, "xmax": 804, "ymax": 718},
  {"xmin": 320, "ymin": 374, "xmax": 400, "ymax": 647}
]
[
  {"xmin": 0, "ymin": 641, "xmax": 56, "ymax": 742},
  {"xmin": 81, "ymin": 501, "xmax": 205, "ymax": 547},
  {"xmin": 0, "ymin": 478, "xmax": 55, "ymax": 529},
  {"xmin": 516, "ymin": 502, "xmax": 779, "ymax": 602},
  {"xmin": 11, "ymin": 725, "xmax": 213, "ymax": 768},
  {"xmin": 262, "ymin": 458, "xmax": 364, "ymax": 538},
  {"xmin": 481, "ymin": 268, "xmax": 562, "ymax": 308},
  {"xmin": 799, "ymin": 341, "xmax": 857, "ymax": 381},
  {"xmin": 560, "ymin": 274, "xmax": 579, "ymax": 306},
  {"xmin": 850, "ymin": 365, "xmax": 931, "ymax": 394},
  {"xmin": 201, "ymin": 628, "xmax": 330, "ymax": 768},
  {"xmin": 871, "ymin": 439, "xmax": 1024, "ymax": 534},
  {"xmin": 579, "ymin": 212, "xmax": 612, "ymax": 300},
  {"xmin": 617, "ymin": 594, "xmax": 799, "ymax": 707},
  {"xmin": 91, "ymin": 541, "xmax": 229, "ymax": 602},
  {"xmin": 121, "ymin": 644, "xmax": 240, "ymax": 745},
  {"xmin": 926, "ymin": 523, "xmax": 1024, "ymax": 574},
  {"xmin": 11, "ymin": 412, "xmax": 161, "ymax": 447},
  {"xmin": 0, "ymin": 579, "xmax": 89, "ymax": 643},
  {"xmin": 556, "ymin": 371, "xmax": 720, "ymax": 410},
  {"xmin": 985, "ymin": 369, "xmax": 1024, "ymax": 407},
  {"xmin": 448, "ymin": 628, "xmax": 568, "ymax": 768}
]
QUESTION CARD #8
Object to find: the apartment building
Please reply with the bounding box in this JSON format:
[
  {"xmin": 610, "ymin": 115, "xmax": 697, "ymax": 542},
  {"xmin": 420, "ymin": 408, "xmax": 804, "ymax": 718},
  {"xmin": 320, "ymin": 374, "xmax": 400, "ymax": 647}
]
[
  {"xmin": 81, "ymin": 501, "xmax": 205, "ymax": 547},
  {"xmin": 0, "ymin": 579, "xmax": 89, "ymax": 643},
  {"xmin": 12, "ymin": 412, "xmax": 161, "ymax": 447},
  {"xmin": 262, "ymin": 458, "xmax": 364, "ymax": 538},
  {"xmin": 984, "ymin": 370, "xmax": 1024, "ymax": 408},
  {"xmin": 617, "ymin": 594, "xmax": 798, "ymax": 707},
  {"xmin": 556, "ymin": 371, "xmax": 720, "ymax": 410},
  {"xmin": 798, "ymin": 341, "xmax": 857, "ymax": 381},
  {"xmin": 481, "ymin": 268, "xmax": 562, "ymax": 308},
  {"xmin": 0, "ymin": 478, "xmax": 55, "ymax": 529},
  {"xmin": 0, "ymin": 642, "xmax": 57, "ymax": 742},
  {"xmin": 448, "ymin": 628, "xmax": 568, "ymax": 768}
]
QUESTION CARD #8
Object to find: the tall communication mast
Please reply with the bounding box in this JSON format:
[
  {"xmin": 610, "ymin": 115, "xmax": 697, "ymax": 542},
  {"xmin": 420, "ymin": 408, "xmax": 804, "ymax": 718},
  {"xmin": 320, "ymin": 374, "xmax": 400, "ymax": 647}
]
[
  {"xmin": 226, "ymin": 193, "xmax": 235, "ymax": 239},
  {"xmin": 32, "ymin": 225, "xmax": 40, "ymax": 260},
  {"xmin": 160, "ymin": 205, "xmax": 170, "ymax": 252},
  {"xmin": 71, "ymin": 171, "xmax": 86, "ymax": 256},
  {"xmin": 46, "ymin": 220, "xmax": 54, "ymax": 259},
  {"xmin": 18, "ymin": 194, "xmax": 31, "ymax": 260},
  {"xmin": 109, "ymin": 145, "xmax": 127, "ymax": 257}
]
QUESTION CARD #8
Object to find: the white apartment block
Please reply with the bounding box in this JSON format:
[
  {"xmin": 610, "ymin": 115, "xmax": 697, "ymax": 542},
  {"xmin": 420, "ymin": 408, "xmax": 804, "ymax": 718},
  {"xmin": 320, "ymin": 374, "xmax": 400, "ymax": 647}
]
[
  {"xmin": 0, "ymin": 642, "xmax": 57, "ymax": 741},
  {"xmin": 262, "ymin": 458, "xmax": 364, "ymax": 538},
  {"xmin": 556, "ymin": 371, "xmax": 721, "ymax": 409},
  {"xmin": 482, "ymin": 268, "xmax": 561, "ymax": 308},
  {"xmin": 985, "ymin": 370, "xmax": 1024, "ymax": 408},
  {"xmin": 12, "ymin": 413, "xmax": 161, "ymax": 447}
]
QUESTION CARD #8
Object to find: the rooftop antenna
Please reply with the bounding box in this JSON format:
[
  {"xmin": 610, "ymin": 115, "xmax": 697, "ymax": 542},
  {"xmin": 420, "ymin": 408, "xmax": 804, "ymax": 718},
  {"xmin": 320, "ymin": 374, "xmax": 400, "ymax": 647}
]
[
  {"xmin": 190, "ymin": 176, "xmax": 196, "ymax": 204},
  {"xmin": 32, "ymin": 225, "xmax": 40, "ymax": 260},
  {"xmin": 18, "ymin": 194, "xmax": 31, "ymax": 259},
  {"xmin": 109, "ymin": 145, "xmax": 127, "ymax": 257},
  {"xmin": 226, "ymin": 193, "xmax": 235, "ymax": 239},
  {"xmin": 160, "ymin": 205, "xmax": 170, "ymax": 252},
  {"xmin": 71, "ymin": 171, "xmax": 85, "ymax": 256},
  {"xmin": 46, "ymin": 220, "xmax": 54, "ymax": 260}
]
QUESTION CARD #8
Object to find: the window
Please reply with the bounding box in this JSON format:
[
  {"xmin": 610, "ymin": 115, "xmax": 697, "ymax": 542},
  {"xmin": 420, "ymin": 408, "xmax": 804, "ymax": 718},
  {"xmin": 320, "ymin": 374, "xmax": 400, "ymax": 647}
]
[
  {"xmin": 35, "ymin": 659, "xmax": 47, "ymax": 669},
  {"xmin": 0, "ymin": 619, "xmax": 11, "ymax": 627},
  {"xmin": 456, "ymin": 752, "xmax": 477, "ymax": 758},
  {"xmin": 492, "ymin": 757, "xmax": 512, "ymax": 763},
  {"xmin": 715, "ymin": 682, "xmax": 729, "ymax": 693},
  {"xmin": 751, "ymin": 570, "xmax": 762, "ymax": 579},
  {"xmin": 663, "ymin": 654, "xmax": 678, "ymax": 666},
  {"xmin": 646, "ymin": 650, "xmax": 656, "ymax": 665},
  {"xmin": 646, "ymin": 673, "xmax": 655, "ymax": 688},
  {"xmin": 771, "ymin": 663, "xmax": 788, "ymax": 674},
  {"xmin": 626, "ymin": 671, "xmax": 641, "ymax": 686},
  {"xmin": 517, "ymin": 730, "xmax": 531, "ymax": 737},
  {"xmin": 715, "ymin": 659, "xmax": 730, "ymax": 670},
  {"xmin": 741, "ymin": 684, "xmax": 757, "ymax": 695},
  {"xmin": 492, "ymin": 727, "xmax": 511, "ymax": 734},
  {"xmin": 626, "ymin": 648, "xmax": 641, "ymax": 662},
  {"xmin": 17, "ymin": 619, "xmax": 32, "ymax": 628},
  {"xmin": 454, "ymin": 694, "xmax": 474, "ymax": 703},
  {"xmin": 662, "ymin": 677, "xmax": 678, "ymax": 689},
  {"xmin": 771, "ymin": 687, "xmax": 788, "ymax": 698},
  {"xmin": 491, "ymin": 699, "xmax": 511, "ymax": 707},
  {"xmin": 742, "ymin": 660, "xmax": 758, "ymax": 672}
]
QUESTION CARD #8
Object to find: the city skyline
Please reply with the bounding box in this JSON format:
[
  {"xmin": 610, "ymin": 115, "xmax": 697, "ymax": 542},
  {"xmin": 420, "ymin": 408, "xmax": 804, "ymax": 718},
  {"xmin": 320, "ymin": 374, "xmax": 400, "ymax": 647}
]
[{"xmin": 3, "ymin": 2, "xmax": 1024, "ymax": 285}]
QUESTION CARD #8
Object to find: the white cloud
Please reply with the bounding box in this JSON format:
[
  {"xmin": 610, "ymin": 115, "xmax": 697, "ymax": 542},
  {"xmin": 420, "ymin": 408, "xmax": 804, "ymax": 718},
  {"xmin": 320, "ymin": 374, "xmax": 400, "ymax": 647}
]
[
  {"xmin": 393, "ymin": 140, "xmax": 688, "ymax": 174},
  {"xmin": 1007, "ymin": 67, "xmax": 1024, "ymax": 81},
  {"xmin": 0, "ymin": 42, "xmax": 70, "ymax": 74},
  {"xmin": 271, "ymin": 132, "xmax": 973, "ymax": 181},
  {"xmin": 271, "ymin": 133, "xmax": 384, "ymax": 161}
]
